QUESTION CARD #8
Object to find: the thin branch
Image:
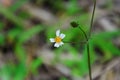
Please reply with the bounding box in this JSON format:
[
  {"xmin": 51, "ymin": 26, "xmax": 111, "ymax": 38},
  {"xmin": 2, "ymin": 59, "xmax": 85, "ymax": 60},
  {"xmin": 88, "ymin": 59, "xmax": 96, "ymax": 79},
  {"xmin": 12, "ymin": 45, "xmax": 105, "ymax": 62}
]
[
  {"xmin": 87, "ymin": 43, "xmax": 92, "ymax": 80},
  {"xmin": 88, "ymin": 0, "xmax": 97, "ymax": 38},
  {"xmin": 87, "ymin": 0, "xmax": 97, "ymax": 80},
  {"xmin": 78, "ymin": 26, "xmax": 92, "ymax": 80},
  {"xmin": 78, "ymin": 27, "xmax": 89, "ymax": 41},
  {"xmin": 78, "ymin": 0, "xmax": 97, "ymax": 80},
  {"xmin": 64, "ymin": 41, "xmax": 87, "ymax": 44},
  {"xmin": 69, "ymin": 1, "xmax": 96, "ymax": 80}
]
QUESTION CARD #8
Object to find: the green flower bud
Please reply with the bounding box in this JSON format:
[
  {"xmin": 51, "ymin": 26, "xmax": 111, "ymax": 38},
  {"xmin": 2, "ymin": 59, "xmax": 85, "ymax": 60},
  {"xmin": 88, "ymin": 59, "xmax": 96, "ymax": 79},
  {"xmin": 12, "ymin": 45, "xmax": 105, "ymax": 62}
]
[{"xmin": 70, "ymin": 21, "xmax": 79, "ymax": 28}]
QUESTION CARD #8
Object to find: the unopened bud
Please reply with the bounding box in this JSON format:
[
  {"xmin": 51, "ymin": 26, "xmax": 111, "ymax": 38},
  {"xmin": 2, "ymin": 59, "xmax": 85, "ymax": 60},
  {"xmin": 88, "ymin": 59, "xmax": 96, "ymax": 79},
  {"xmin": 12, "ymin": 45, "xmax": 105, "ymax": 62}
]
[{"xmin": 70, "ymin": 21, "xmax": 79, "ymax": 28}]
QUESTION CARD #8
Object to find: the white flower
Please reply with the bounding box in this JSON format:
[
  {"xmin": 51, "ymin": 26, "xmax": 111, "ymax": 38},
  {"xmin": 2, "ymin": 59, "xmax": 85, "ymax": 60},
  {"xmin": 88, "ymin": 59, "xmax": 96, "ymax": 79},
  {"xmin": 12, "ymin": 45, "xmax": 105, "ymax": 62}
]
[{"xmin": 50, "ymin": 29, "xmax": 65, "ymax": 48}]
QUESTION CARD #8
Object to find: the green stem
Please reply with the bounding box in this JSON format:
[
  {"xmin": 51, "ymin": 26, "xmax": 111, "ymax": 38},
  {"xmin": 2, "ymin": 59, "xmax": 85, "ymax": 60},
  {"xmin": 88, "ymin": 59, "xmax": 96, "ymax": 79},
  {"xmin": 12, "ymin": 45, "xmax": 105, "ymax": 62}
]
[
  {"xmin": 78, "ymin": 0, "xmax": 97, "ymax": 80},
  {"xmin": 89, "ymin": 0, "xmax": 97, "ymax": 38},
  {"xmin": 78, "ymin": 27, "xmax": 92, "ymax": 80},
  {"xmin": 87, "ymin": 43, "xmax": 92, "ymax": 80},
  {"xmin": 78, "ymin": 27, "xmax": 88, "ymax": 41},
  {"xmin": 88, "ymin": 0, "xmax": 97, "ymax": 80},
  {"xmin": 64, "ymin": 41, "xmax": 87, "ymax": 44}
]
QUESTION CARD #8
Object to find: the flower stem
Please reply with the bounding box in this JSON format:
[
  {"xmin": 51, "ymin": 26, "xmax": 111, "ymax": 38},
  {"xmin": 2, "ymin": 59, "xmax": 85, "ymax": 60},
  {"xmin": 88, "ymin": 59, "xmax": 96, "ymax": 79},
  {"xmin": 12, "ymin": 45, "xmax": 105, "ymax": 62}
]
[
  {"xmin": 88, "ymin": 0, "xmax": 97, "ymax": 80},
  {"xmin": 78, "ymin": 0, "xmax": 97, "ymax": 80},
  {"xmin": 64, "ymin": 41, "xmax": 87, "ymax": 44},
  {"xmin": 87, "ymin": 43, "xmax": 92, "ymax": 80},
  {"xmin": 78, "ymin": 27, "xmax": 88, "ymax": 41},
  {"xmin": 78, "ymin": 27, "xmax": 92, "ymax": 80},
  {"xmin": 89, "ymin": 0, "xmax": 97, "ymax": 38}
]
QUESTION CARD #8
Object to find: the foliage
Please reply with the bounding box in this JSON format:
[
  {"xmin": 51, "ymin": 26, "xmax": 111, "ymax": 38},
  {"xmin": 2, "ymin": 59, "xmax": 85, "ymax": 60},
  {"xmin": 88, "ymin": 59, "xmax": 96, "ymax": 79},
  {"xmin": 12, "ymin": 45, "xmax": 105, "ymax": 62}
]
[{"xmin": 0, "ymin": 0, "xmax": 120, "ymax": 80}]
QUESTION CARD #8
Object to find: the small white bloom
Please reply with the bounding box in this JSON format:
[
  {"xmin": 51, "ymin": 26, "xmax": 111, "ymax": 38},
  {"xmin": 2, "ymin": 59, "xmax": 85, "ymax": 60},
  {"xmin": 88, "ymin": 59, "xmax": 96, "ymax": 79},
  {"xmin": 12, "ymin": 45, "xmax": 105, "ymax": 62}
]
[{"xmin": 50, "ymin": 29, "xmax": 65, "ymax": 48}]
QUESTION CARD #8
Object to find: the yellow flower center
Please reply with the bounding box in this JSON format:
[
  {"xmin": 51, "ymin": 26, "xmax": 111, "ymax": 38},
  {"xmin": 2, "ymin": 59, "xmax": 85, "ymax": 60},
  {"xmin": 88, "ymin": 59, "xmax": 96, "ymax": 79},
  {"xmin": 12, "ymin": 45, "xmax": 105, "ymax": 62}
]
[{"xmin": 55, "ymin": 36, "xmax": 61, "ymax": 43}]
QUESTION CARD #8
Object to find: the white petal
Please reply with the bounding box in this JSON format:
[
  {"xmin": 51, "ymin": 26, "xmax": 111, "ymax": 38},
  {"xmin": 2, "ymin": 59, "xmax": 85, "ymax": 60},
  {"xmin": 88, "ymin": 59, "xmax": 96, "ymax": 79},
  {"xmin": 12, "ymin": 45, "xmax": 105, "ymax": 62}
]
[
  {"xmin": 59, "ymin": 42, "xmax": 64, "ymax": 46},
  {"xmin": 54, "ymin": 43, "xmax": 60, "ymax": 48},
  {"xmin": 60, "ymin": 33, "xmax": 65, "ymax": 39},
  {"xmin": 50, "ymin": 38, "xmax": 55, "ymax": 42},
  {"xmin": 56, "ymin": 29, "xmax": 60, "ymax": 36}
]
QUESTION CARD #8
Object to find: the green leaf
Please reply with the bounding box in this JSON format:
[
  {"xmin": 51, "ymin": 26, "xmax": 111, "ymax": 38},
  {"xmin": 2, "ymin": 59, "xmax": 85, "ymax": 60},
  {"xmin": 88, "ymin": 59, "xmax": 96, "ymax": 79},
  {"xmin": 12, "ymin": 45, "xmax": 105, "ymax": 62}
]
[
  {"xmin": 14, "ymin": 44, "xmax": 26, "ymax": 61},
  {"xmin": 46, "ymin": 26, "xmax": 56, "ymax": 42},
  {"xmin": 79, "ymin": 41, "xmax": 96, "ymax": 76},
  {"xmin": 18, "ymin": 25, "xmax": 43, "ymax": 44},
  {"xmin": 18, "ymin": 11, "xmax": 30, "ymax": 20},
  {"xmin": 82, "ymin": 41, "xmax": 96, "ymax": 64},
  {"xmin": 92, "ymin": 38, "xmax": 120, "ymax": 61},
  {"xmin": 0, "ymin": 65, "xmax": 11, "ymax": 80},
  {"xmin": 7, "ymin": 28, "xmax": 22, "ymax": 42},
  {"xmin": 66, "ymin": 0, "xmax": 80, "ymax": 15},
  {"xmin": 60, "ymin": 77, "xmax": 67, "ymax": 80},
  {"xmin": 30, "ymin": 58, "xmax": 42, "ymax": 74},
  {"xmin": 0, "ymin": 34, "xmax": 5, "ymax": 46},
  {"xmin": 9, "ymin": 0, "xmax": 29, "ymax": 12},
  {"xmin": 14, "ymin": 63, "xmax": 27, "ymax": 80},
  {"xmin": 93, "ymin": 30, "xmax": 120, "ymax": 39},
  {"xmin": 64, "ymin": 28, "xmax": 82, "ymax": 41},
  {"xmin": 0, "ymin": 22, "xmax": 4, "ymax": 30},
  {"xmin": 0, "ymin": 5, "xmax": 25, "ymax": 28}
]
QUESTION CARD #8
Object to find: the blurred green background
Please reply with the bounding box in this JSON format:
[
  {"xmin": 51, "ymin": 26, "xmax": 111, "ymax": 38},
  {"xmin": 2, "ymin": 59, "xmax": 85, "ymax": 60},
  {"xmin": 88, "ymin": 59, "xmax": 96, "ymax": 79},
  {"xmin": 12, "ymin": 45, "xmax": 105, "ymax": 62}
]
[{"xmin": 0, "ymin": 0, "xmax": 120, "ymax": 80}]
